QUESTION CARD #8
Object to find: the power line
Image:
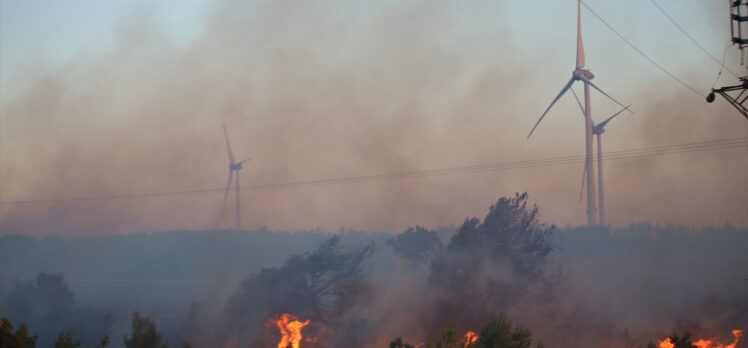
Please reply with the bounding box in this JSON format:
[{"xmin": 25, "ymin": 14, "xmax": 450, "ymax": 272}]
[
  {"xmin": 243, "ymin": 138, "xmax": 748, "ymax": 192},
  {"xmin": 580, "ymin": 1, "xmax": 707, "ymax": 98},
  {"xmin": 1, "ymin": 137, "xmax": 745, "ymax": 206},
  {"xmin": 648, "ymin": 0, "xmax": 741, "ymax": 79}
]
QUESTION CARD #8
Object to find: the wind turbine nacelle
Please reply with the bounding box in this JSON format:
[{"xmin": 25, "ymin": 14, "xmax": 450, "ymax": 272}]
[
  {"xmin": 230, "ymin": 163, "xmax": 243, "ymax": 171},
  {"xmin": 573, "ymin": 69, "xmax": 595, "ymax": 80}
]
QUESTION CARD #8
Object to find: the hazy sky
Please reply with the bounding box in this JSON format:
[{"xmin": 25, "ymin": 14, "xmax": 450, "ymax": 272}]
[{"xmin": 1, "ymin": 0, "xmax": 746, "ymax": 235}]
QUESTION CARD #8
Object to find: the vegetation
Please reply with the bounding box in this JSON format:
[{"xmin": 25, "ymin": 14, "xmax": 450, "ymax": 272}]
[
  {"xmin": 389, "ymin": 226, "xmax": 443, "ymax": 262},
  {"xmin": 0, "ymin": 273, "xmax": 110, "ymax": 347},
  {"xmin": 0, "ymin": 318, "xmax": 37, "ymax": 348},
  {"xmin": 645, "ymin": 332, "xmax": 694, "ymax": 348},
  {"xmin": 428, "ymin": 193, "xmax": 557, "ymax": 326},
  {"xmin": 0, "ymin": 313, "xmax": 171, "ymax": 348},
  {"xmin": 123, "ymin": 312, "xmax": 167, "ymax": 348},
  {"xmin": 1, "ymin": 194, "xmax": 744, "ymax": 346},
  {"xmin": 390, "ymin": 314, "xmax": 543, "ymax": 348},
  {"xmin": 225, "ymin": 236, "xmax": 374, "ymax": 343},
  {"xmin": 52, "ymin": 332, "xmax": 80, "ymax": 348}
]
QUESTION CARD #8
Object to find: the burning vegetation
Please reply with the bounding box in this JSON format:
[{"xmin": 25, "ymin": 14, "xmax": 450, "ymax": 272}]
[
  {"xmin": 389, "ymin": 315, "xmax": 541, "ymax": 348},
  {"xmin": 655, "ymin": 329, "xmax": 743, "ymax": 348},
  {"xmin": 273, "ymin": 313, "xmax": 311, "ymax": 348},
  {"xmin": 463, "ymin": 331, "xmax": 479, "ymax": 348}
]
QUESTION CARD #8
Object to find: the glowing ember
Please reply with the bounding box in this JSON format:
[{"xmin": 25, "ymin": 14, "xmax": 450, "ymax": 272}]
[
  {"xmin": 463, "ymin": 330, "xmax": 479, "ymax": 348},
  {"xmin": 657, "ymin": 329, "xmax": 743, "ymax": 348},
  {"xmin": 274, "ymin": 313, "xmax": 310, "ymax": 348}
]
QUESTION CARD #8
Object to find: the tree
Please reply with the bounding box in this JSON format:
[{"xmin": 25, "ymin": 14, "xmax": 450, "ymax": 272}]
[
  {"xmin": 226, "ymin": 236, "xmax": 374, "ymax": 344},
  {"xmin": 0, "ymin": 318, "xmax": 38, "ymax": 348},
  {"xmin": 389, "ymin": 226, "xmax": 443, "ymax": 263},
  {"xmin": 123, "ymin": 313, "xmax": 166, "ymax": 348},
  {"xmin": 475, "ymin": 315, "xmax": 536, "ymax": 348},
  {"xmin": 52, "ymin": 332, "xmax": 80, "ymax": 348},
  {"xmin": 389, "ymin": 338, "xmax": 415, "ymax": 348},
  {"xmin": 428, "ymin": 193, "xmax": 557, "ymax": 326},
  {"xmin": 1, "ymin": 273, "xmax": 110, "ymax": 347},
  {"xmin": 3, "ymin": 273, "xmax": 75, "ymax": 325}
]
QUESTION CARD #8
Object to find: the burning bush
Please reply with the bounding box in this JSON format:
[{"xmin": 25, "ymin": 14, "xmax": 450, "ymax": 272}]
[
  {"xmin": 224, "ymin": 236, "xmax": 373, "ymax": 346},
  {"xmin": 650, "ymin": 329, "xmax": 743, "ymax": 348}
]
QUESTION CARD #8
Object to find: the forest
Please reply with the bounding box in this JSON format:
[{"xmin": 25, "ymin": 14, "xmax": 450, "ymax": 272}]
[{"xmin": 1, "ymin": 194, "xmax": 746, "ymax": 347}]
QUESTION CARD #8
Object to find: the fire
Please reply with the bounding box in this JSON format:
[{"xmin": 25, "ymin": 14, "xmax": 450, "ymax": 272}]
[
  {"xmin": 274, "ymin": 313, "xmax": 310, "ymax": 348},
  {"xmin": 692, "ymin": 329, "xmax": 743, "ymax": 348},
  {"xmin": 463, "ymin": 330, "xmax": 479, "ymax": 348},
  {"xmin": 657, "ymin": 338, "xmax": 675, "ymax": 348},
  {"xmin": 657, "ymin": 329, "xmax": 743, "ymax": 348}
]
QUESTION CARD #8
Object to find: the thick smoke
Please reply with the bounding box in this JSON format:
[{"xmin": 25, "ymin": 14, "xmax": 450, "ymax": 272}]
[
  {"xmin": 0, "ymin": 1, "xmax": 746, "ymax": 347},
  {"xmin": 1, "ymin": 1, "xmax": 745, "ymax": 236}
]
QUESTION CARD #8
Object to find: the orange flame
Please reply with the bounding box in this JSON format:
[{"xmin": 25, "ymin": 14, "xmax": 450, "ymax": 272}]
[
  {"xmin": 274, "ymin": 313, "xmax": 310, "ymax": 348},
  {"xmin": 463, "ymin": 330, "xmax": 479, "ymax": 348},
  {"xmin": 692, "ymin": 329, "xmax": 743, "ymax": 348},
  {"xmin": 657, "ymin": 338, "xmax": 675, "ymax": 348},
  {"xmin": 657, "ymin": 329, "xmax": 743, "ymax": 348}
]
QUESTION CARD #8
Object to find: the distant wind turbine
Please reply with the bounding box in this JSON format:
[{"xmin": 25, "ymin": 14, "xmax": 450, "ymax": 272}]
[
  {"xmin": 527, "ymin": 0, "xmax": 631, "ymax": 226},
  {"xmin": 572, "ymin": 88, "xmax": 632, "ymax": 226},
  {"xmin": 220, "ymin": 125, "xmax": 251, "ymax": 230}
]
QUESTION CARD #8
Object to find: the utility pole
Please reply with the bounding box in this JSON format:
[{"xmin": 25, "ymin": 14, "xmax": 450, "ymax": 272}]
[{"xmin": 707, "ymin": 0, "xmax": 748, "ymax": 119}]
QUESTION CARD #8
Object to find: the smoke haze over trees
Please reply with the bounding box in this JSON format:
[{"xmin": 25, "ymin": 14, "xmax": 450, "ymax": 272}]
[
  {"xmin": 1, "ymin": 0, "xmax": 746, "ymax": 347},
  {"xmin": 1, "ymin": 195, "xmax": 745, "ymax": 347}
]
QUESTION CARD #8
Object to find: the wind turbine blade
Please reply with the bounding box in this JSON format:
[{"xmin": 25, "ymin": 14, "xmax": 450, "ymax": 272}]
[
  {"xmin": 527, "ymin": 77, "xmax": 576, "ymax": 138},
  {"xmin": 579, "ymin": 162, "xmax": 586, "ymax": 203},
  {"xmin": 570, "ymin": 87, "xmax": 586, "ymax": 118},
  {"xmin": 579, "ymin": 76, "xmax": 632, "ymax": 112},
  {"xmin": 220, "ymin": 170, "xmax": 234, "ymax": 224},
  {"xmin": 596, "ymin": 104, "xmax": 632, "ymax": 130},
  {"xmin": 576, "ymin": 0, "xmax": 586, "ymax": 69},
  {"xmin": 238, "ymin": 157, "xmax": 253, "ymax": 165},
  {"xmin": 223, "ymin": 125, "xmax": 235, "ymax": 164}
]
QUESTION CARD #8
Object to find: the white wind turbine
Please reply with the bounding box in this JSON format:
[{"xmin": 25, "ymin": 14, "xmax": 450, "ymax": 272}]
[
  {"xmin": 571, "ymin": 88, "xmax": 632, "ymax": 226},
  {"xmin": 220, "ymin": 125, "xmax": 251, "ymax": 230},
  {"xmin": 527, "ymin": 0, "xmax": 631, "ymax": 226}
]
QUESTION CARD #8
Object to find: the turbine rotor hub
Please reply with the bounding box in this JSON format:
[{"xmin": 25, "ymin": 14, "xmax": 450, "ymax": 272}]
[
  {"xmin": 230, "ymin": 163, "xmax": 242, "ymax": 171},
  {"xmin": 573, "ymin": 68, "xmax": 595, "ymax": 80}
]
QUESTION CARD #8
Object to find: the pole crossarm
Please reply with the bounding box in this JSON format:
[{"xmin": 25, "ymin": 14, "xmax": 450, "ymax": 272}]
[
  {"xmin": 708, "ymin": 0, "xmax": 748, "ymax": 119},
  {"xmin": 709, "ymin": 80, "xmax": 748, "ymax": 119}
]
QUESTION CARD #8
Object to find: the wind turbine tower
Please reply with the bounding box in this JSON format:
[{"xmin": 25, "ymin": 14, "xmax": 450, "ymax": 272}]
[
  {"xmin": 592, "ymin": 106, "xmax": 630, "ymax": 225},
  {"xmin": 528, "ymin": 0, "xmax": 630, "ymax": 226},
  {"xmin": 221, "ymin": 125, "xmax": 251, "ymax": 230}
]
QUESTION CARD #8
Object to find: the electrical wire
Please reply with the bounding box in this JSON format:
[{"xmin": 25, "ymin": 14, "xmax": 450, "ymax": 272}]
[
  {"xmin": 648, "ymin": 0, "xmax": 741, "ymax": 79},
  {"xmin": 713, "ymin": 44, "xmax": 735, "ymax": 90},
  {"xmin": 1, "ymin": 137, "xmax": 745, "ymax": 206},
  {"xmin": 580, "ymin": 1, "xmax": 707, "ymax": 98}
]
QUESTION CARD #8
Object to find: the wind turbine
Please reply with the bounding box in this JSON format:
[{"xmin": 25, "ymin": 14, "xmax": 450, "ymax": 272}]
[
  {"xmin": 527, "ymin": 0, "xmax": 631, "ymax": 226},
  {"xmin": 220, "ymin": 125, "xmax": 251, "ymax": 230},
  {"xmin": 571, "ymin": 88, "xmax": 631, "ymax": 226}
]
